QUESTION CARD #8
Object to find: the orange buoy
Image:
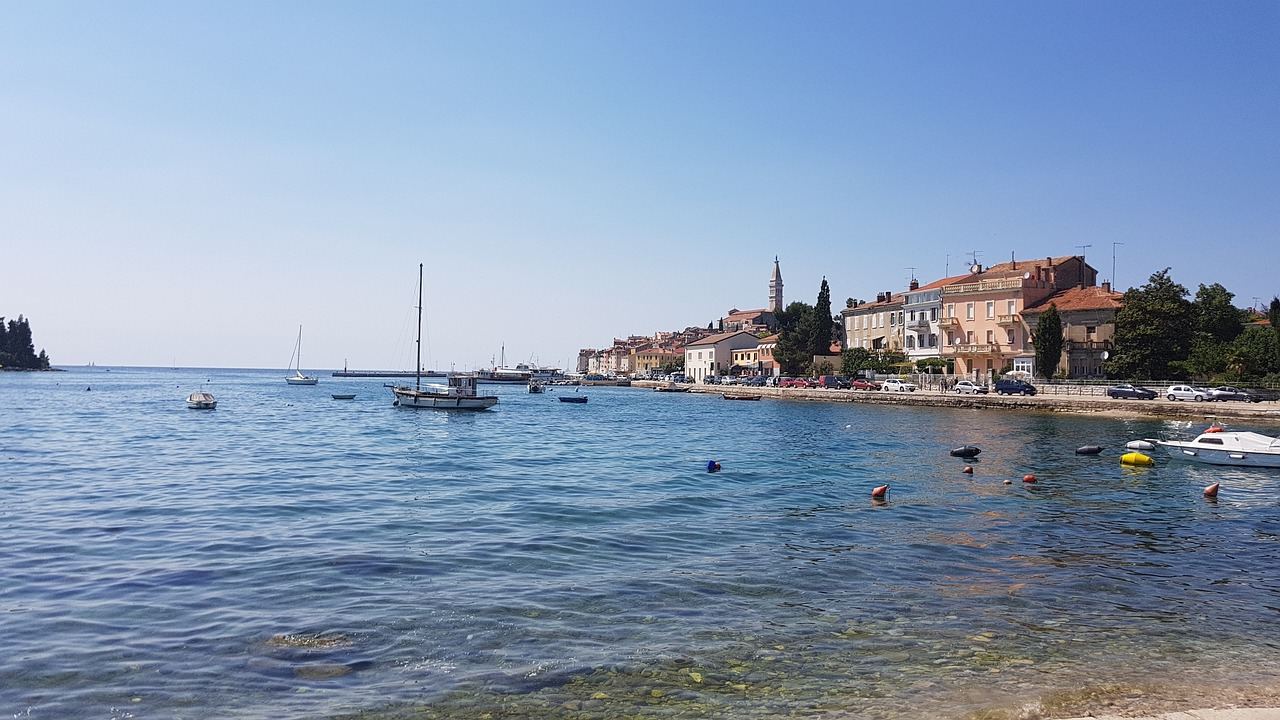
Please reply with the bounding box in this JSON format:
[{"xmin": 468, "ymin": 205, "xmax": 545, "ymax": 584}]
[
  {"xmin": 962, "ymin": 466, "xmax": 973, "ymax": 474},
  {"xmin": 871, "ymin": 484, "xmax": 889, "ymax": 499},
  {"xmin": 1204, "ymin": 482, "xmax": 1220, "ymax": 498},
  {"xmin": 1205, "ymin": 425, "xmax": 1224, "ymax": 434},
  {"xmin": 1022, "ymin": 474, "xmax": 1037, "ymax": 483}
]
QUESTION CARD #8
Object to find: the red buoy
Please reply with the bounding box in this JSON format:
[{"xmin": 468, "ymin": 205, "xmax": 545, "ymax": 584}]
[
  {"xmin": 1205, "ymin": 425, "xmax": 1224, "ymax": 434},
  {"xmin": 1204, "ymin": 482, "xmax": 1220, "ymax": 498},
  {"xmin": 871, "ymin": 484, "xmax": 889, "ymax": 499},
  {"xmin": 962, "ymin": 466, "xmax": 974, "ymax": 474},
  {"xmin": 1022, "ymin": 474, "xmax": 1037, "ymax": 483}
]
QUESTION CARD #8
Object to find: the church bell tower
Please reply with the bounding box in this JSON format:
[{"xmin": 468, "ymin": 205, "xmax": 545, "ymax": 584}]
[{"xmin": 769, "ymin": 257, "xmax": 783, "ymax": 312}]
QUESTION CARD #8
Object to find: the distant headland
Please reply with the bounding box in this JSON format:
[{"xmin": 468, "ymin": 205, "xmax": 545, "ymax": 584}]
[{"xmin": 0, "ymin": 315, "xmax": 53, "ymax": 371}]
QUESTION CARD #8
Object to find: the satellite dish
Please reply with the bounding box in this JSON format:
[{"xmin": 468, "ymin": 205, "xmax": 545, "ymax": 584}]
[
  {"xmin": 1101, "ymin": 350, "xmax": 1110, "ymax": 360},
  {"xmin": 1023, "ymin": 271, "xmax": 1032, "ymax": 280},
  {"xmin": 969, "ymin": 263, "xmax": 982, "ymax": 274}
]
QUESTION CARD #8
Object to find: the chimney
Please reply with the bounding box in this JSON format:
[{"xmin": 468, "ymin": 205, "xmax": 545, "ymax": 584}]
[
  {"xmin": 876, "ymin": 292, "xmax": 886, "ymax": 303},
  {"xmin": 909, "ymin": 279, "xmax": 919, "ymax": 291},
  {"xmin": 1102, "ymin": 281, "xmax": 1112, "ymax": 293}
]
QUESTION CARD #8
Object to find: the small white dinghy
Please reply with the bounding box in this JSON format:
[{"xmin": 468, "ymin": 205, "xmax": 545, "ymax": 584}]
[
  {"xmin": 1156, "ymin": 431, "xmax": 1280, "ymax": 468},
  {"xmin": 186, "ymin": 391, "xmax": 217, "ymax": 410}
]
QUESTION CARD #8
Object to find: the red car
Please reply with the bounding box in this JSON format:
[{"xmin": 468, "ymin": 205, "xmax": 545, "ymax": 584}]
[
  {"xmin": 851, "ymin": 379, "xmax": 881, "ymax": 390},
  {"xmin": 780, "ymin": 377, "xmax": 814, "ymax": 388}
]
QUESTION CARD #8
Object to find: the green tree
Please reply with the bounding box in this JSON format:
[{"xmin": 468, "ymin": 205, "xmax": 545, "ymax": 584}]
[
  {"xmin": 1269, "ymin": 297, "xmax": 1280, "ymax": 340},
  {"xmin": 1105, "ymin": 269, "xmax": 1193, "ymax": 379},
  {"xmin": 845, "ymin": 297, "xmax": 855, "ymax": 309},
  {"xmin": 1227, "ymin": 325, "xmax": 1280, "ymax": 379},
  {"xmin": 812, "ymin": 277, "xmax": 833, "ymax": 357},
  {"xmin": 774, "ymin": 301, "xmax": 816, "ymax": 375},
  {"xmin": 1192, "ymin": 283, "xmax": 1243, "ymax": 343},
  {"xmin": 1033, "ymin": 304, "xmax": 1064, "ymax": 379},
  {"xmin": 916, "ymin": 357, "xmax": 947, "ymax": 374},
  {"xmin": 841, "ymin": 347, "xmax": 872, "ymax": 375}
]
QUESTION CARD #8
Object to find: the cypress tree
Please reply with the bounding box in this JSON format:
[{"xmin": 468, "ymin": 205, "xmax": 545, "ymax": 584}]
[
  {"xmin": 812, "ymin": 278, "xmax": 833, "ymax": 357},
  {"xmin": 1033, "ymin": 305, "xmax": 1064, "ymax": 378}
]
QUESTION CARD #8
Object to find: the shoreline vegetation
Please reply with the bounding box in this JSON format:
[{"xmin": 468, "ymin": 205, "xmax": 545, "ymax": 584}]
[
  {"xmin": 631, "ymin": 381, "xmax": 1280, "ymax": 426},
  {"xmin": 0, "ymin": 315, "xmax": 52, "ymax": 370}
]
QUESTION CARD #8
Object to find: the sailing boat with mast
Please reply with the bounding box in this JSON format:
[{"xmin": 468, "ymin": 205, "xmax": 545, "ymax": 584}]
[
  {"xmin": 285, "ymin": 325, "xmax": 319, "ymax": 385},
  {"xmin": 390, "ymin": 263, "xmax": 498, "ymax": 410}
]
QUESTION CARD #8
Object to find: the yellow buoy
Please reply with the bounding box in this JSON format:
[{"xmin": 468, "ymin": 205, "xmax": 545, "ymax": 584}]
[{"xmin": 1120, "ymin": 451, "xmax": 1153, "ymax": 466}]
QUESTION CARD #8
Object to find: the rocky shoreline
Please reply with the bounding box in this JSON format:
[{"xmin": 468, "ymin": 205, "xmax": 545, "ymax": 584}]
[{"xmin": 631, "ymin": 381, "xmax": 1280, "ymax": 426}]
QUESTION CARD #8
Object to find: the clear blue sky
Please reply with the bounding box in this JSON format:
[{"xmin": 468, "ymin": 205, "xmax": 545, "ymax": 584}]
[{"xmin": 3, "ymin": 1, "xmax": 1276, "ymax": 369}]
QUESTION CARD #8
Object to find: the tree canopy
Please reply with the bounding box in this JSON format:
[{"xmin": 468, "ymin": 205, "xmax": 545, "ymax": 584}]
[
  {"xmin": 774, "ymin": 301, "xmax": 817, "ymax": 375},
  {"xmin": 0, "ymin": 316, "xmax": 52, "ymax": 370},
  {"xmin": 1032, "ymin": 305, "xmax": 1063, "ymax": 378},
  {"xmin": 1105, "ymin": 269, "xmax": 1193, "ymax": 380}
]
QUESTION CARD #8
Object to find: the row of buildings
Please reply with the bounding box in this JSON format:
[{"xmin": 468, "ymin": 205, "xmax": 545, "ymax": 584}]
[
  {"xmin": 843, "ymin": 255, "xmax": 1122, "ymax": 378},
  {"xmin": 580, "ymin": 255, "xmax": 1124, "ymax": 382}
]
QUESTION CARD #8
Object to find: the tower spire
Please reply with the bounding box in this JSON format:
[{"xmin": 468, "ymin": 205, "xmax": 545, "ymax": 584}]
[{"xmin": 769, "ymin": 257, "xmax": 784, "ymax": 312}]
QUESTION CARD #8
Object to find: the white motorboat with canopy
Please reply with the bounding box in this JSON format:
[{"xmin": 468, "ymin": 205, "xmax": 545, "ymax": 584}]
[
  {"xmin": 1156, "ymin": 430, "xmax": 1280, "ymax": 468},
  {"xmin": 186, "ymin": 391, "xmax": 216, "ymax": 410}
]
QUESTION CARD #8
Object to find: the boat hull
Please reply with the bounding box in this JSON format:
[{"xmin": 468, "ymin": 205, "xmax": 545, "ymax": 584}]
[
  {"xmin": 392, "ymin": 388, "xmax": 497, "ymax": 410},
  {"xmin": 1159, "ymin": 443, "xmax": 1280, "ymax": 468},
  {"xmin": 186, "ymin": 401, "xmax": 217, "ymax": 410},
  {"xmin": 286, "ymin": 376, "xmax": 319, "ymax": 385}
]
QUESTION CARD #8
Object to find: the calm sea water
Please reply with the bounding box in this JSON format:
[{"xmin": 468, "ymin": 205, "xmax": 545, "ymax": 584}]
[{"xmin": 3, "ymin": 367, "xmax": 1280, "ymax": 719}]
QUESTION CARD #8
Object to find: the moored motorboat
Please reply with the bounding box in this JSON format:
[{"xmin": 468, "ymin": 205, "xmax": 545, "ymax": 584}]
[
  {"xmin": 559, "ymin": 395, "xmax": 588, "ymax": 404},
  {"xmin": 186, "ymin": 391, "xmax": 216, "ymax": 410},
  {"xmin": 723, "ymin": 394, "xmax": 761, "ymax": 401},
  {"xmin": 331, "ymin": 393, "xmax": 356, "ymax": 400},
  {"xmin": 1156, "ymin": 431, "xmax": 1280, "ymax": 468},
  {"xmin": 528, "ymin": 381, "xmax": 545, "ymax": 394},
  {"xmin": 655, "ymin": 382, "xmax": 690, "ymax": 393}
]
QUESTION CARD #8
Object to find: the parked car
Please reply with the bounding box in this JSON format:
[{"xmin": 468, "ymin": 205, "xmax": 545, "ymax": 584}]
[
  {"xmin": 703, "ymin": 376, "xmax": 720, "ymax": 385},
  {"xmin": 742, "ymin": 375, "xmax": 768, "ymax": 387},
  {"xmin": 720, "ymin": 376, "xmax": 739, "ymax": 386},
  {"xmin": 765, "ymin": 375, "xmax": 782, "ymax": 387},
  {"xmin": 1245, "ymin": 388, "xmax": 1280, "ymax": 402},
  {"xmin": 994, "ymin": 378, "xmax": 1037, "ymax": 396},
  {"xmin": 817, "ymin": 375, "xmax": 850, "ymax": 389},
  {"xmin": 1206, "ymin": 386, "xmax": 1256, "ymax": 402},
  {"xmin": 880, "ymin": 378, "xmax": 918, "ymax": 392},
  {"xmin": 1165, "ymin": 385, "xmax": 1207, "ymax": 402},
  {"xmin": 670, "ymin": 373, "xmax": 688, "ymax": 384},
  {"xmin": 953, "ymin": 380, "xmax": 988, "ymax": 395},
  {"xmin": 851, "ymin": 378, "xmax": 881, "ymax": 391},
  {"xmin": 1107, "ymin": 383, "xmax": 1157, "ymax": 400},
  {"xmin": 780, "ymin": 377, "xmax": 813, "ymax": 388}
]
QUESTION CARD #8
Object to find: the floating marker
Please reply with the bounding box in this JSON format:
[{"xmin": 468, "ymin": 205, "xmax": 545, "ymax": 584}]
[
  {"xmin": 871, "ymin": 484, "xmax": 889, "ymax": 499},
  {"xmin": 1120, "ymin": 452, "xmax": 1154, "ymax": 466},
  {"xmin": 1204, "ymin": 482, "xmax": 1220, "ymax": 498},
  {"xmin": 950, "ymin": 446, "xmax": 981, "ymax": 458},
  {"xmin": 706, "ymin": 460, "xmax": 721, "ymax": 473},
  {"xmin": 1023, "ymin": 474, "xmax": 1037, "ymax": 483},
  {"xmin": 1003, "ymin": 479, "xmax": 1013, "ymax": 485},
  {"xmin": 962, "ymin": 466, "xmax": 974, "ymax": 474},
  {"xmin": 1075, "ymin": 446, "xmax": 1103, "ymax": 455},
  {"xmin": 1126, "ymin": 440, "xmax": 1155, "ymax": 451}
]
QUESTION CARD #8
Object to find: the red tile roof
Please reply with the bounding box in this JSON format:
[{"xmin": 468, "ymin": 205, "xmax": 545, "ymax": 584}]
[
  {"xmin": 686, "ymin": 330, "xmax": 759, "ymax": 347},
  {"xmin": 1024, "ymin": 285, "xmax": 1123, "ymax": 313},
  {"xmin": 913, "ymin": 274, "xmax": 971, "ymax": 291}
]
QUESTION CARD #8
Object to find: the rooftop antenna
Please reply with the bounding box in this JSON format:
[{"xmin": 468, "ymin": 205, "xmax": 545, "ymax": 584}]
[
  {"xmin": 1111, "ymin": 241, "xmax": 1124, "ymax": 290},
  {"xmin": 1253, "ymin": 297, "xmax": 1263, "ymax": 312},
  {"xmin": 1076, "ymin": 243, "xmax": 1092, "ymax": 260},
  {"xmin": 906, "ymin": 266, "xmax": 917, "ymax": 283},
  {"xmin": 967, "ymin": 250, "xmax": 982, "ymax": 271},
  {"xmin": 945, "ymin": 254, "xmax": 950, "ymax": 277}
]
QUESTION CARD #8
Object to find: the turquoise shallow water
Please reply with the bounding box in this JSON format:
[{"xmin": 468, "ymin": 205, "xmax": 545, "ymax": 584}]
[{"xmin": 2, "ymin": 368, "xmax": 1280, "ymax": 719}]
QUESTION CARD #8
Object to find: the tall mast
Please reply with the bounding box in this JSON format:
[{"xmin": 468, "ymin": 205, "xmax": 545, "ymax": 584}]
[
  {"xmin": 297, "ymin": 325, "xmax": 303, "ymax": 373},
  {"xmin": 416, "ymin": 263, "xmax": 423, "ymax": 392}
]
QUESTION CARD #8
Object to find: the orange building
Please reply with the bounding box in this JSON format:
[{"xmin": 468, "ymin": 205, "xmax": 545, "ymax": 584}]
[
  {"xmin": 939, "ymin": 256, "xmax": 1097, "ymax": 378},
  {"xmin": 1021, "ymin": 283, "xmax": 1123, "ymax": 378}
]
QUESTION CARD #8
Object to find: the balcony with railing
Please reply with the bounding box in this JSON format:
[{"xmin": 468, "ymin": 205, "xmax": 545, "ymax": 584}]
[
  {"xmin": 944, "ymin": 343, "xmax": 1005, "ymax": 355},
  {"xmin": 1066, "ymin": 340, "xmax": 1111, "ymax": 352},
  {"xmin": 937, "ymin": 317, "xmax": 960, "ymax": 330},
  {"xmin": 941, "ymin": 277, "xmax": 1028, "ymax": 296},
  {"xmin": 996, "ymin": 314, "xmax": 1021, "ymax": 326},
  {"xmin": 907, "ymin": 317, "xmax": 931, "ymax": 330}
]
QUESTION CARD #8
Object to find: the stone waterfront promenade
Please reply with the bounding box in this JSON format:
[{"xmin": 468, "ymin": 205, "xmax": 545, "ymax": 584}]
[{"xmin": 632, "ymin": 381, "xmax": 1280, "ymax": 425}]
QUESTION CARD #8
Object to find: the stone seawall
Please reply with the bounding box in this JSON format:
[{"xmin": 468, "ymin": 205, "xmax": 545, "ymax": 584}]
[{"xmin": 631, "ymin": 381, "xmax": 1280, "ymax": 425}]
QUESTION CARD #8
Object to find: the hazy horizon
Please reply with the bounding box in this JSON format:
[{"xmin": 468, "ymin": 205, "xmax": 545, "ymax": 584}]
[{"xmin": 4, "ymin": 2, "xmax": 1277, "ymax": 369}]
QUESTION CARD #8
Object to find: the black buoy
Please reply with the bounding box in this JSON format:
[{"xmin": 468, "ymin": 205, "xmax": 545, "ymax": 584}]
[
  {"xmin": 949, "ymin": 446, "xmax": 981, "ymax": 458},
  {"xmin": 706, "ymin": 460, "xmax": 721, "ymax": 473},
  {"xmin": 1075, "ymin": 445, "xmax": 1104, "ymax": 455},
  {"xmin": 86, "ymin": 386, "xmax": 91, "ymax": 391}
]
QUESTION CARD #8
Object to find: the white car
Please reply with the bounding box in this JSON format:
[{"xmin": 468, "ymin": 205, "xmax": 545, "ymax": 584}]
[
  {"xmin": 953, "ymin": 380, "xmax": 988, "ymax": 395},
  {"xmin": 1166, "ymin": 385, "xmax": 1207, "ymax": 402},
  {"xmin": 880, "ymin": 378, "xmax": 917, "ymax": 392}
]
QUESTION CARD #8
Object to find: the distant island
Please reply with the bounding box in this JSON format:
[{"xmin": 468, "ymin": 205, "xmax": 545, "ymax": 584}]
[{"xmin": 0, "ymin": 315, "xmax": 52, "ymax": 370}]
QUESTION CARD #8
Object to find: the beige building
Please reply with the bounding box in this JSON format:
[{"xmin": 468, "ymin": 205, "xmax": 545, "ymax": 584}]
[
  {"xmin": 684, "ymin": 331, "xmax": 761, "ymax": 382},
  {"xmin": 1021, "ymin": 283, "xmax": 1123, "ymax": 378},
  {"xmin": 842, "ymin": 291, "xmax": 905, "ymax": 352}
]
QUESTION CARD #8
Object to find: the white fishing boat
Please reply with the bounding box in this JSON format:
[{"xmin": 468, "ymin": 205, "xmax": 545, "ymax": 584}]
[
  {"xmin": 186, "ymin": 391, "xmax": 217, "ymax": 410},
  {"xmin": 1155, "ymin": 430, "xmax": 1280, "ymax": 468},
  {"xmin": 390, "ymin": 263, "xmax": 498, "ymax": 411},
  {"xmin": 528, "ymin": 381, "xmax": 545, "ymax": 394},
  {"xmin": 285, "ymin": 325, "xmax": 319, "ymax": 385}
]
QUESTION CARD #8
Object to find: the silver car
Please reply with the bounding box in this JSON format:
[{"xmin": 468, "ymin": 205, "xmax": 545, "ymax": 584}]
[{"xmin": 1166, "ymin": 385, "xmax": 1207, "ymax": 402}]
